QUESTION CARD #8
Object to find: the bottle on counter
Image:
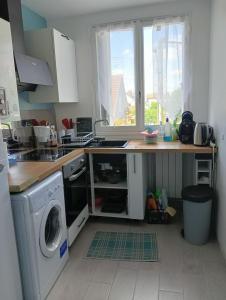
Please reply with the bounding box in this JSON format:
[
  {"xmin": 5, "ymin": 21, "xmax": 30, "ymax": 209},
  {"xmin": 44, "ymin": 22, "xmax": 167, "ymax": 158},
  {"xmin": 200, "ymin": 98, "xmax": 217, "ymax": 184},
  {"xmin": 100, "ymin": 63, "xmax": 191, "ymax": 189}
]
[
  {"xmin": 164, "ymin": 117, "xmax": 172, "ymax": 142},
  {"xmin": 158, "ymin": 121, "xmax": 164, "ymax": 141}
]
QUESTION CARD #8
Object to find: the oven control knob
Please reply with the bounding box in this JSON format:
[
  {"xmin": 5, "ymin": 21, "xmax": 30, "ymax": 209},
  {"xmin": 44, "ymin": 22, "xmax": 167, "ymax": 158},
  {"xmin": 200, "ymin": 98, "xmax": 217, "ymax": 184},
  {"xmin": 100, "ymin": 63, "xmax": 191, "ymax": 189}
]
[
  {"xmin": 70, "ymin": 165, "xmax": 75, "ymax": 172},
  {"xmin": 80, "ymin": 158, "xmax": 85, "ymax": 164}
]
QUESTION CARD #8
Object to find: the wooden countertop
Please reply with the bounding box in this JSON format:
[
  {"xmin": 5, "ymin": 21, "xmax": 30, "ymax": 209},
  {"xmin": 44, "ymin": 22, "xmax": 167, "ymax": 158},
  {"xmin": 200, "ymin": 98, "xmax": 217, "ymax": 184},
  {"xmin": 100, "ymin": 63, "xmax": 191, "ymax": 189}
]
[
  {"xmin": 8, "ymin": 141, "xmax": 215, "ymax": 193},
  {"xmin": 84, "ymin": 140, "xmax": 215, "ymax": 154},
  {"xmin": 8, "ymin": 149, "xmax": 84, "ymax": 193}
]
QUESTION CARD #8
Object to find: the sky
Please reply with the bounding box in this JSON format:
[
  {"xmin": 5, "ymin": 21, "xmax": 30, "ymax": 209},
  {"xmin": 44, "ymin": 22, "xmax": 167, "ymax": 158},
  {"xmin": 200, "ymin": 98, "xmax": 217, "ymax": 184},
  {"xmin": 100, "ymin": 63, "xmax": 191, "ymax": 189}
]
[
  {"xmin": 110, "ymin": 29, "xmax": 135, "ymax": 94},
  {"xmin": 109, "ymin": 22, "xmax": 184, "ymax": 97}
]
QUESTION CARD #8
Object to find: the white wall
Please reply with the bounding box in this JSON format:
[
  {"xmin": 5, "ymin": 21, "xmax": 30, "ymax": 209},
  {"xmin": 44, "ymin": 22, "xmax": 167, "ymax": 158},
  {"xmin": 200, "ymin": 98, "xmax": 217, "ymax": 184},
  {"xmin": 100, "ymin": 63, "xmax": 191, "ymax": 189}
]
[
  {"xmin": 209, "ymin": 0, "xmax": 226, "ymax": 259},
  {"xmin": 49, "ymin": 0, "xmax": 211, "ymax": 131}
]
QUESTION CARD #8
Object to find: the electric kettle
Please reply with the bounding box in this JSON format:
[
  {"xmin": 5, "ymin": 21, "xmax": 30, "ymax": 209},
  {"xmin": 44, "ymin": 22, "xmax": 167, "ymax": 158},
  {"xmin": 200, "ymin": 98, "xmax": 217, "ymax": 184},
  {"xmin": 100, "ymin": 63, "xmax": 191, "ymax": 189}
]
[{"xmin": 194, "ymin": 123, "xmax": 213, "ymax": 146}]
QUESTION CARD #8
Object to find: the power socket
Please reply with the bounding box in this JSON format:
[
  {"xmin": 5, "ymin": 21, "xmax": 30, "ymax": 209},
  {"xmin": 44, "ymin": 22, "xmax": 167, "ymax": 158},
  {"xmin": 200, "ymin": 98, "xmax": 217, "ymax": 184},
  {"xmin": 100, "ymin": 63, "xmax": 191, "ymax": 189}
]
[{"xmin": 0, "ymin": 88, "xmax": 9, "ymax": 117}]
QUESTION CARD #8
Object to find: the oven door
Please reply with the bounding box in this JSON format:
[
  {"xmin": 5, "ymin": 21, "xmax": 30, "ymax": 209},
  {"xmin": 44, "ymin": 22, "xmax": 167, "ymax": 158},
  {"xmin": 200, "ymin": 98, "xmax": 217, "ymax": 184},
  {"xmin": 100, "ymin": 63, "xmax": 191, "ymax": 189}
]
[{"xmin": 64, "ymin": 166, "xmax": 88, "ymax": 227}]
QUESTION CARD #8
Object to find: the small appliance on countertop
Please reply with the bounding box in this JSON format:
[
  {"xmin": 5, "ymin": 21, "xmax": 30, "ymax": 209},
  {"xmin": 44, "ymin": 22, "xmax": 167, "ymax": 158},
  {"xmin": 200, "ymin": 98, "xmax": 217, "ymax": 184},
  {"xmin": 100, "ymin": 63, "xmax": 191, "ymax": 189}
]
[
  {"xmin": 61, "ymin": 117, "xmax": 94, "ymax": 147},
  {"xmin": 34, "ymin": 125, "xmax": 58, "ymax": 148},
  {"xmin": 194, "ymin": 123, "xmax": 214, "ymax": 146},
  {"xmin": 11, "ymin": 121, "xmax": 34, "ymax": 146},
  {"xmin": 178, "ymin": 111, "xmax": 196, "ymax": 144}
]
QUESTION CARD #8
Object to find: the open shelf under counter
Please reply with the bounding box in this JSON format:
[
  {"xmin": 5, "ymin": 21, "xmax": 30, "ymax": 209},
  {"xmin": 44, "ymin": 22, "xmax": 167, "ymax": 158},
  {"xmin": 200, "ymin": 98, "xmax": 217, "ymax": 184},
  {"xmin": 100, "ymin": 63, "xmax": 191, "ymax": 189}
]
[
  {"xmin": 92, "ymin": 207, "xmax": 129, "ymax": 219},
  {"xmin": 197, "ymin": 168, "xmax": 211, "ymax": 173},
  {"xmin": 93, "ymin": 181, "xmax": 127, "ymax": 190}
]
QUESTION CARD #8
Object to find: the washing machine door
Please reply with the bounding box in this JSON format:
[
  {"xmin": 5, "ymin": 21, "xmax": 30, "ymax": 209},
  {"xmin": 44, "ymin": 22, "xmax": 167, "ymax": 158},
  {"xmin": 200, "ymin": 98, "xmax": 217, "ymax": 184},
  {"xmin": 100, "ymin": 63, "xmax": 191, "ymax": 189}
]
[{"xmin": 40, "ymin": 200, "xmax": 63, "ymax": 258}]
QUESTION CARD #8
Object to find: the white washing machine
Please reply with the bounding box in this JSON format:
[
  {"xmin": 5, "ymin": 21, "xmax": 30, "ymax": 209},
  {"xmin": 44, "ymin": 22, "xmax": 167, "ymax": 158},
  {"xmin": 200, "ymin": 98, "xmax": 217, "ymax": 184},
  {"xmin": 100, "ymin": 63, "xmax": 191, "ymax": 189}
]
[{"xmin": 11, "ymin": 171, "xmax": 69, "ymax": 300}]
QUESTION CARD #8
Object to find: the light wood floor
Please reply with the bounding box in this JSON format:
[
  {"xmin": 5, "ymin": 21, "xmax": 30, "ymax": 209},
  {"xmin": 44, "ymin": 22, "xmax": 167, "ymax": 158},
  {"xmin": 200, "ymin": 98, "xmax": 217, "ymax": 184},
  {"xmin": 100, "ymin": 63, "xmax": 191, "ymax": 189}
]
[{"xmin": 47, "ymin": 218, "xmax": 226, "ymax": 300}]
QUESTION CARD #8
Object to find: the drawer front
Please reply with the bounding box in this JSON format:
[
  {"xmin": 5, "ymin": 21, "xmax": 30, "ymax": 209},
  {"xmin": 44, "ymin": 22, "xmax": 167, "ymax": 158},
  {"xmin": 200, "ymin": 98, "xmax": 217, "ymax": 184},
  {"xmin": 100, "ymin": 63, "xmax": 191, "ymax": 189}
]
[{"xmin": 68, "ymin": 204, "xmax": 89, "ymax": 247}]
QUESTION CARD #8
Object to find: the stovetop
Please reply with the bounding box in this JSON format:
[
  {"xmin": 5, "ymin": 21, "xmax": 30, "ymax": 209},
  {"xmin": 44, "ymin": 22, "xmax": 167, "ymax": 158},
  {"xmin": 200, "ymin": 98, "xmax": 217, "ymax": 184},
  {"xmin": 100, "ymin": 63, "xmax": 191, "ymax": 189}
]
[{"xmin": 15, "ymin": 148, "xmax": 74, "ymax": 162}]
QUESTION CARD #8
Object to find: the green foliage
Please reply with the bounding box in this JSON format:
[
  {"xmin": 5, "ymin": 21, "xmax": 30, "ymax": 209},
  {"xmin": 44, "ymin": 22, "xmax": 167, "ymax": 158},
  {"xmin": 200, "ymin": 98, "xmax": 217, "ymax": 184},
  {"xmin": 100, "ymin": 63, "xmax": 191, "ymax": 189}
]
[
  {"xmin": 112, "ymin": 87, "xmax": 183, "ymax": 126},
  {"xmin": 145, "ymin": 101, "xmax": 158, "ymax": 125}
]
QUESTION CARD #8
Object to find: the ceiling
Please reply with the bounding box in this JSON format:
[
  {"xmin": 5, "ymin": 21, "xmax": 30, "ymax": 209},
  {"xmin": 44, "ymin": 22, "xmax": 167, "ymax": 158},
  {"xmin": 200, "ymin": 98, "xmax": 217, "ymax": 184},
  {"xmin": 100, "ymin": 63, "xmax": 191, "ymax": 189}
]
[{"xmin": 22, "ymin": 0, "xmax": 176, "ymax": 19}]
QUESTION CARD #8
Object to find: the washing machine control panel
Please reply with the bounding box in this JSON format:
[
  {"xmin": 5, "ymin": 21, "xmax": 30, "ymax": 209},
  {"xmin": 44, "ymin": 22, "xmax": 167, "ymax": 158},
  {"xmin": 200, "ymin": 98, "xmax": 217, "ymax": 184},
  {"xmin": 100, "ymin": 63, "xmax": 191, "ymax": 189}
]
[
  {"xmin": 29, "ymin": 172, "xmax": 63, "ymax": 213},
  {"xmin": 48, "ymin": 189, "xmax": 53, "ymax": 198},
  {"xmin": 47, "ymin": 183, "xmax": 61, "ymax": 199}
]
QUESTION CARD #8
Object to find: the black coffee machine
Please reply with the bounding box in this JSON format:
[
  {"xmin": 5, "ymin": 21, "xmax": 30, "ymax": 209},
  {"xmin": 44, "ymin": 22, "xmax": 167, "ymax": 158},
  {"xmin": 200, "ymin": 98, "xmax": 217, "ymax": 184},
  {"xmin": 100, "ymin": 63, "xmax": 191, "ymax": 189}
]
[{"xmin": 178, "ymin": 111, "xmax": 196, "ymax": 144}]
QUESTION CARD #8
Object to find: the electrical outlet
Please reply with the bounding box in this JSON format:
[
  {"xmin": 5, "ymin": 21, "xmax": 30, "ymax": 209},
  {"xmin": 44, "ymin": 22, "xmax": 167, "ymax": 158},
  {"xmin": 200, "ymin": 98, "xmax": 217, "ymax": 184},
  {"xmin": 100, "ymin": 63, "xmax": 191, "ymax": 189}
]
[{"xmin": 0, "ymin": 88, "xmax": 9, "ymax": 117}]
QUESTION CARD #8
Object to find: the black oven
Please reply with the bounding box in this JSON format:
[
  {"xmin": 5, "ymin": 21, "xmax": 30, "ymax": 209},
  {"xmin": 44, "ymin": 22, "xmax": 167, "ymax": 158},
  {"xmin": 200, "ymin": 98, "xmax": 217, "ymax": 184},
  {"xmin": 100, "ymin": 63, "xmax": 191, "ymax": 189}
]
[{"xmin": 63, "ymin": 154, "xmax": 89, "ymax": 228}]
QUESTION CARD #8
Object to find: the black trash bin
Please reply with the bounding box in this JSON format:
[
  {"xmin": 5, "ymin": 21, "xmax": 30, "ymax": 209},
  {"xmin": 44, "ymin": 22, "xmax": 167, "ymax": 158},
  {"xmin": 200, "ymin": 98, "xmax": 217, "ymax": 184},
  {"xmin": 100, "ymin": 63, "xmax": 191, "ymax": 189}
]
[{"xmin": 182, "ymin": 185, "xmax": 214, "ymax": 245}]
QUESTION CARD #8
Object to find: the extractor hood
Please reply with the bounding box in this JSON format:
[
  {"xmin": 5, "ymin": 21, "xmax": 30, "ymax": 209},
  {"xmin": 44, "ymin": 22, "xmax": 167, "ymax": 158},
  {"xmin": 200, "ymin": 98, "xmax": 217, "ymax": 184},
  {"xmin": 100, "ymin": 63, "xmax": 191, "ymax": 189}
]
[{"xmin": 0, "ymin": 0, "xmax": 53, "ymax": 92}]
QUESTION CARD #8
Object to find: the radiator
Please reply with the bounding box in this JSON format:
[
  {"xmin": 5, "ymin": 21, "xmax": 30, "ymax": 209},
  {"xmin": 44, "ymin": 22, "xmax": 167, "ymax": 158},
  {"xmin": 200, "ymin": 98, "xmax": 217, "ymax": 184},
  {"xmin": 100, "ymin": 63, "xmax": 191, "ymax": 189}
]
[{"xmin": 156, "ymin": 152, "xmax": 182, "ymax": 198}]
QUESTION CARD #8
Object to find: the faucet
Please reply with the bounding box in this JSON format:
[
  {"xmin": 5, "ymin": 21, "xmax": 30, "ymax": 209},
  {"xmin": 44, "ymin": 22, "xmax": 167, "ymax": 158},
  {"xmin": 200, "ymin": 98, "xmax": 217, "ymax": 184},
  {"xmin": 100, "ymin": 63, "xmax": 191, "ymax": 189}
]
[
  {"xmin": 1, "ymin": 123, "xmax": 13, "ymax": 139},
  {"xmin": 93, "ymin": 119, "xmax": 109, "ymax": 137}
]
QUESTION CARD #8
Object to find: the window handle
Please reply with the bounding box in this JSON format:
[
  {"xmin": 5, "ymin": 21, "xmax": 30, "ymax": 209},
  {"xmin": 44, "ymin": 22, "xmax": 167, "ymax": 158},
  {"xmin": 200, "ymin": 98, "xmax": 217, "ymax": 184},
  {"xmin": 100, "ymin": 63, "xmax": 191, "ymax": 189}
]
[{"xmin": 138, "ymin": 90, "xmax": 141, "ymax": 103}]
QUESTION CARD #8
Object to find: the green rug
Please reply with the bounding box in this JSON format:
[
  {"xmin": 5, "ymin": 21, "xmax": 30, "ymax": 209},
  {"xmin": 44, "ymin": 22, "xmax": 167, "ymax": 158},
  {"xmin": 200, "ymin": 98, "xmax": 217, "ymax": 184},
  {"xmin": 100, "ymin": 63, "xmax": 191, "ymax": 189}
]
[{"xmin": 86, "ymin": 231, "xmax": 158, "ymax": 261}]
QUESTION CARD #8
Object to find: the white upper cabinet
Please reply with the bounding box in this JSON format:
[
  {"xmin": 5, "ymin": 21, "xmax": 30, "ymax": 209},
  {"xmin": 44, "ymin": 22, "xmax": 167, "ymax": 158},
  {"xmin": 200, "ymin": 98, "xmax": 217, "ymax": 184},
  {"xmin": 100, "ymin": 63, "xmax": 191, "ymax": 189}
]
[
  {"xmin": 0, "ymin": 18, "xmax": 20, "ymax": 121},
  {"xmin": 25, "ymin": 28, "xmax": 79, "ymax": 103}
]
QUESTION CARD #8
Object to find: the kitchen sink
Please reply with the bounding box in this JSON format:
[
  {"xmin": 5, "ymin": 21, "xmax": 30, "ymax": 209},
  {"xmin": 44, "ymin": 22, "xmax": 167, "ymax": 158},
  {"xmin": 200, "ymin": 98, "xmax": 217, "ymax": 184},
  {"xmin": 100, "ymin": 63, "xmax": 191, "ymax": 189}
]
[{"xmin": 88, "ymin": 140, "xmax": 128, "ymax": 148}]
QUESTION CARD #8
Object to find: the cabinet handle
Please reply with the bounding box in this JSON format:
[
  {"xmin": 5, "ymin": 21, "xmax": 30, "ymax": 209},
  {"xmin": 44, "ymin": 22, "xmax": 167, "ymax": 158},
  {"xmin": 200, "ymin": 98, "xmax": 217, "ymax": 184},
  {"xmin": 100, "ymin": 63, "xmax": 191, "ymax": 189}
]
[
  {"xmin": 61, "ymin": 34, "xmax": 70, "ymax": 40},
  {"xmin": 133, "ymin": 155, "xmax": 136, "ymax": 173},
  {"xmin": 77, "ymin": 217, "xmax": 86, "ymax": 228}
]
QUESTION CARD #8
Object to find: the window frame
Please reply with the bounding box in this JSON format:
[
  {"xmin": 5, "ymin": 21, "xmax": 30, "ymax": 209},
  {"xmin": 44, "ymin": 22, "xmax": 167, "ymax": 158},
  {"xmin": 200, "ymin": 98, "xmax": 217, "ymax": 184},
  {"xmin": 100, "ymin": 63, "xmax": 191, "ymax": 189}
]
[
  {"xmin": 92, "ymin": 15, "xmax": 189, "ymax": 136},
  {"xmin": 93, "ymin": 21, "xmax": 142, "ymax": 135}
]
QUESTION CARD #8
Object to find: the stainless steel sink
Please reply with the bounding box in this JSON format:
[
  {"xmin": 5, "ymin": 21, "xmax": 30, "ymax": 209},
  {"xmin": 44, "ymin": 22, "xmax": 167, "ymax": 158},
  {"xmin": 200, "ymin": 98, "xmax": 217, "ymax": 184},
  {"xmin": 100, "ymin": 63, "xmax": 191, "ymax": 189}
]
[{"xmin": 88, "ymin": 140, "xmax": 128, "ymax": 148}]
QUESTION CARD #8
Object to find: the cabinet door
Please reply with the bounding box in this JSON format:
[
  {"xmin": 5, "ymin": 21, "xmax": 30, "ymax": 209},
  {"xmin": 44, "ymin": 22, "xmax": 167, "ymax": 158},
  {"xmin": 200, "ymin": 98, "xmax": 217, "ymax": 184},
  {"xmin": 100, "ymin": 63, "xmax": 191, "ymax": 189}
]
[
  {"xmin": 127, "ymin": 153, "xmax": 146, "ymax": 220},
  {"xmin": 0, "ymin": 19, "xmax": 20, "ymax": 121},
  {"xmin": 53, "ymin": 30, "xmax": 79, "ymax": 103}
]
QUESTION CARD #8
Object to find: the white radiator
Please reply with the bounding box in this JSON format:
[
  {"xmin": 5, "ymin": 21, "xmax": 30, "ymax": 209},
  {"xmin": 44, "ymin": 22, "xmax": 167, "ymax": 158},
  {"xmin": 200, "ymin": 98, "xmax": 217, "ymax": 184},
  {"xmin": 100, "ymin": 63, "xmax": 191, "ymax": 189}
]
[{"xmin": 156, "ymin": 152, "xmax": 182, "ymax": 198}]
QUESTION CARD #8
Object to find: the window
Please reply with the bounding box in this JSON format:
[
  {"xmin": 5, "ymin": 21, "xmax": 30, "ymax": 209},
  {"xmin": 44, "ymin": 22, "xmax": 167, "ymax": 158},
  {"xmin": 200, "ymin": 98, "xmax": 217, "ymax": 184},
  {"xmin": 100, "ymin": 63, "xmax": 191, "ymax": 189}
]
[
  {"xmin": 143, "ymin": 18, "xmax": 185, "ymax": 125},
  {"xmin": 95, "ymin": 23, "xmax": 136, "ymax": 127},
  {"xmin": 94, "ymin": 17, "xmax": 189, "ymax": 131}
]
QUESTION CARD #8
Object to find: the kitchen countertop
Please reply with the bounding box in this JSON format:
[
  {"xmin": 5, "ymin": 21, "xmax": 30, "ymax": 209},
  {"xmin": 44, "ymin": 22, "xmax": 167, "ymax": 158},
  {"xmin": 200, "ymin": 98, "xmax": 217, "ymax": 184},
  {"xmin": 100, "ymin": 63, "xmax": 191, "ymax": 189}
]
[
  {"xmin": 8, "ymin": 148, "xmax": 84, "ymax": 193},
  {"xmin": 84, "ymin": 140, "xmax": 215, "ymax": 154},
  {"xmin": 8, "ymin": 140, "xmax": 215, "ymax": 193}
]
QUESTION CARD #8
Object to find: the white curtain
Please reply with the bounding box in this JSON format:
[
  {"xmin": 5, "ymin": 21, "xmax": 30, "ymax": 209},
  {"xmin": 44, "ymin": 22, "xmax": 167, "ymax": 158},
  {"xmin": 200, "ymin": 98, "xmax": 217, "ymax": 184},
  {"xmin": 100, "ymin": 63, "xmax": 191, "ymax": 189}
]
[
  {"xmin": 95, "ymin": 22, "xmax": 135, "ymax": 125},
  {"xmin": 152, "ymin": 17, "xmax": 190, "ymax": 121},
  {"xmin": 95, "ymin": 27, "xmax": 111, "ymax": 117}
]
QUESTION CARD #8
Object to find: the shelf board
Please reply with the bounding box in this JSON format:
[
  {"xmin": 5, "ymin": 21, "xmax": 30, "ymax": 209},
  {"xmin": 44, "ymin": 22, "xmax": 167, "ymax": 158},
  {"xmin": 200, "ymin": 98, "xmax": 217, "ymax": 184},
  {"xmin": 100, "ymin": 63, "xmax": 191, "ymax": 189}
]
[
  {"xmin": 92, "ymin": 207, "xmax": 129, "ymax": 219},
  {"xmin": 197, "ymin": 160, "xmax": 212, "ymax": 162},
  {"xmin": 197, "ymin": 179, "xmax": 210, "ymax": 184},
  {"xmin": 94, "ymin": 181, "xmax": 127, "ymax": 190},
  {"xmin": 197, "ymin": 169, "xmax": 210, "ymax": 173}
]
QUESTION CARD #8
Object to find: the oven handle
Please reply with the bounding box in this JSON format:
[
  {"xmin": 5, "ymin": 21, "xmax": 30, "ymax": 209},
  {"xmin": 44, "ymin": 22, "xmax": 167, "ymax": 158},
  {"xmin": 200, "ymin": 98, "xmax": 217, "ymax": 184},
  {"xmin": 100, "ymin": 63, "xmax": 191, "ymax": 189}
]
[{"xmin": 68, "ymin": 167, "xmax": 87, "ymax": 182}]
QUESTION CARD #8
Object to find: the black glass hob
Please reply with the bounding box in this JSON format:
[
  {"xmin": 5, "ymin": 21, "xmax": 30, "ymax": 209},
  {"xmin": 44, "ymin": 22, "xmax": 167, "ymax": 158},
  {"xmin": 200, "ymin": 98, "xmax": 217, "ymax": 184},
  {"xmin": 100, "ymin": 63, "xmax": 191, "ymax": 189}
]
[{"xmin": 15, "ymin": 148, "xmax": 74, "ymax": 162}]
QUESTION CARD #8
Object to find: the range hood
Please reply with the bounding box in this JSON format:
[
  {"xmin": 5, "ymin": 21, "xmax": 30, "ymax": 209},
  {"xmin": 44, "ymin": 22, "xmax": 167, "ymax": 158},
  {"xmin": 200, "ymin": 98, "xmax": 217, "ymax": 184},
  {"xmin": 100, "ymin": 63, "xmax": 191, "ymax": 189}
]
[{"xmin": 0, "ymin": 0, "xmax": 53, "ymax": 92}]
